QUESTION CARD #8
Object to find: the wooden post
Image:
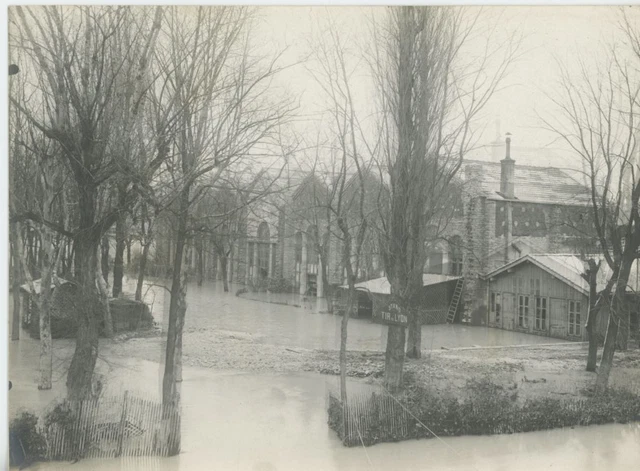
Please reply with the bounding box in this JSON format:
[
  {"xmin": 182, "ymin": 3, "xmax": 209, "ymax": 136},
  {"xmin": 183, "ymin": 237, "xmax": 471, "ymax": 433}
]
[
  {"xmin": 317, "ymin": 258, "xmax": 324, "ymax": 298},
  {"xmin": 245, "ymin": 240, "xmax": 251, "ymax": 284},
  {"xmin": 117, "ymin": 391, "xmax": 129, "ymax": 457},
  {"xmin": 300, "ymin": 233, "xmax": 308, "ymax": 295}
]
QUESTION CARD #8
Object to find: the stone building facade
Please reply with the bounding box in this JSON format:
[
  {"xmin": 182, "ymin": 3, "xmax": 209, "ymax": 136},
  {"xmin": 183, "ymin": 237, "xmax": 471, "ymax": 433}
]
[
  {"xmin": 231, "ymin": 171, "xmax": 385, "ymax": 296},
  {"xmin": 168, "ymin": 136, "xmax": 593, "ymax": 324},
  {"xmin": 425, "ymin": 137, "xmax": 593, "ymax": 321}
]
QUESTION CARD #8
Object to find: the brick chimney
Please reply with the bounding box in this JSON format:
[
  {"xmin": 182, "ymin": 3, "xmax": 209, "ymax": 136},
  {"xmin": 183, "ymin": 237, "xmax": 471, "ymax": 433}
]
[{"xmin": 500, "ymin": 133, "xmax": 515, "ymax": 198}]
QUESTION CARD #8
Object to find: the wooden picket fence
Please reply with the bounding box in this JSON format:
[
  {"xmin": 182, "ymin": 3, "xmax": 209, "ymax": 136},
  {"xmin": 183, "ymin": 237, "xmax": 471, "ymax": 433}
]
[
  {"xmin": 327, "ymin": 387, "xmax": 412, "ymax": 446},
  {"xmin": 45, "ymin": 391, "xmax": 180, "ymax": 460}
]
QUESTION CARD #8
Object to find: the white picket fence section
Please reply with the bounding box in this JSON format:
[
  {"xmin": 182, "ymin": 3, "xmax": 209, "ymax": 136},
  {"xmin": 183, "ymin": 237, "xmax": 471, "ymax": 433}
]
[{"xmin": 45, "ymin": 391, "xmax": 180, "ymax": 460}]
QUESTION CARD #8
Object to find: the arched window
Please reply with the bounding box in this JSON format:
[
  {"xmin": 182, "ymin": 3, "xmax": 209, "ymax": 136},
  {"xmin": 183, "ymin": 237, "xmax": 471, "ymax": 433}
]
[
  {"xmin": 258, "ymin": 222, "xmax": 270, "ymax": 241},
  {"xmin": 426, "ymin": 242, "xmax": 445, "ymax": 275},
  {"xmin": 449, "ymin": 235, "xmax": 463, "ymax": 276}
]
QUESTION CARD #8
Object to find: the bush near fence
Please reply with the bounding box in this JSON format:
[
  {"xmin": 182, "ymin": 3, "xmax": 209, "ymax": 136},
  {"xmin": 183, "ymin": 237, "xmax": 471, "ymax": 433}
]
[
  {"xmin": 328, "ymin": 377, "xmax": 640, "ymax": 447},
  {"xmin": 9, "ymin": 412, "xmax": 47, "ymax": 467},
  {"xmin": 10, "ymin": 392, "xmax": 181, "ymax": 465}
]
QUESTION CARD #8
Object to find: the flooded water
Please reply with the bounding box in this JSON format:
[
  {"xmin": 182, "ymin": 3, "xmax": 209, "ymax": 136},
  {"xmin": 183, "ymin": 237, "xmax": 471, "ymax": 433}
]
[
  {"xmin": 21, "ymin": 362, "xmax": 640, "ymax": 471},
  {"xmin": 8, "ymin": 279, "xmax": 639, "ymax": 471},
  {"xmin": 127, "ymin": 277, "xmax": 566, "ymax": 352}
]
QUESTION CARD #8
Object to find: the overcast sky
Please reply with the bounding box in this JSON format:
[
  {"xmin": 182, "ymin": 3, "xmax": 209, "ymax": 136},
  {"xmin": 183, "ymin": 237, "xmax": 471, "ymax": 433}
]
[{"xmin": 251, "ymin": 5, "xmax": 638, "ymax": 170}]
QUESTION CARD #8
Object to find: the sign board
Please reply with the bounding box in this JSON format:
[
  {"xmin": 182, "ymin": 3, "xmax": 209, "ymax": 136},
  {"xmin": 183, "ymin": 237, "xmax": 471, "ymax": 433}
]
[{"xmin": 373, "ymin": 300, "xmax": 408, "ymax": 326}]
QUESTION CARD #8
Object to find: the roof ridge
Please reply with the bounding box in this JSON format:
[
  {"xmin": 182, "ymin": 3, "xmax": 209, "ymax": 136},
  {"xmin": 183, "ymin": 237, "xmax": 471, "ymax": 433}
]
[{"xmin": 463, "ymin": 158, "xmax": 579, "ymax": 174}]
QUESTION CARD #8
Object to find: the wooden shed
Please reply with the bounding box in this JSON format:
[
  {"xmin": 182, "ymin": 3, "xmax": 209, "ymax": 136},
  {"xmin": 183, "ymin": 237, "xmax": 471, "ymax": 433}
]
[
  {"xmin": 484, "ymin": 254, "xmax": 610, "ymax": 341},
  {"xmin": 20, "ymin": 278, "xmax": 78, "ymax": 339},
  {"xmin": 336, "ymin": 274, "xmax": 463, "ymax": 325}
]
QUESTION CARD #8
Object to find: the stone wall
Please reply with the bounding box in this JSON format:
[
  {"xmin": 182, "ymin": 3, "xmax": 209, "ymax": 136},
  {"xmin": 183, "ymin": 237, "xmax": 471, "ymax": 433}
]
[{"xmin": 463, "ymin": 195, "xmax": 490, "ymax": 321}]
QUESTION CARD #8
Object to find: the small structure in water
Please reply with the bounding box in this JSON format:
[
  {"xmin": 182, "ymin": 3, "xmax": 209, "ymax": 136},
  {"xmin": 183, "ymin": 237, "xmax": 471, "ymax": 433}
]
[
  {"xmin": 20, "ymin": 278, "xmax": 153, "ymax": 339},
  {"xmin": 334, "ymin": 274, "xmax": 464, "ymax": 325}
]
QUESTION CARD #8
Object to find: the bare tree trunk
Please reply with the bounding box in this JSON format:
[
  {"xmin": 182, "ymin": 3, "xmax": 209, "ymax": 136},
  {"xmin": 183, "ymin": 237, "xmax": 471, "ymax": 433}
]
[
  {"xmin": 113, "ymin": 220, "xmax": 126, "ymax": 297},
  {"xmin": 220, "ymin": 255, "xmax": 229, "ymax": 292},
  {"xmin": 321, "ymin": 251, "xmax": 333, "ymax": 313},
  {"xmin": 113, "ymin": 186, "xmax": 127, "ymax": 297},
  {"xmin": 162, "ymin": 187, "xmax": 189, "ymax": 455},
  {"xmin": 37, "ymin": 268, "xmax": 53, "ymax": 391},
  {"xmin": 406, "ymin": 308, "xmax": 422, "ymax": 359},
  {"xmin": 68, "ymin": 184, "xmax": 102, "ymax": 401},
  {"xmin": 337, "ymin": 220, "xmax": 356, "ymax": 407},
  {"xmin": 96, "ymin": 266, "xmax": 114, "ymax": 338},
  {"xmin": 36, "ymin": 222, "xmax": 61, "ymax": 390},
  {"xmin": 135, "ymin": 242, "xmax": 150, "ymax": 302},
  {"xmin": 339, "ymin": 285, "xmax": 352, "ymax": 432},
  {"xmin": 586, "ymin": 314, "xmax": 600, "ymax": 372},
  {"xmin": 595, "ymin": 260, "xmax": 633, "ymax": 393},
  {"xmin": 385, "ymin": 325, "xmax": 406, "ymax": 392},
  {"xmin": 196, "ymin": 238, "xmax": 204, "ymax": 287},
  {"xmin": 584, "ymin": 259, "xmax": 603, "ymax": 372},
  {"xmin": 126, "ymin": 238, "xmax": 132, "ymax": 268},
  {"xmin": 101, "ymin": 234, "xmax": 110, "ymax": 285},
  {"xmin": 10, "ymin": 222, "xmax": 22, "ymax": 341}
]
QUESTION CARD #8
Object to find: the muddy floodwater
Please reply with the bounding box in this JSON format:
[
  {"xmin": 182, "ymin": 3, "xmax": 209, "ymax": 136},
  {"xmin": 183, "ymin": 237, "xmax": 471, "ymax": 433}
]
[
  {"xmin": 9, "ymin": 278, "xmax": 636, "ymax": 471},
  {"xmin": 132, "ymin": 277, "xmax": 566, "ymax": 352},
  {"xmin": 23, "ymin": 366, "xmax": 640, "ymax": 471}
]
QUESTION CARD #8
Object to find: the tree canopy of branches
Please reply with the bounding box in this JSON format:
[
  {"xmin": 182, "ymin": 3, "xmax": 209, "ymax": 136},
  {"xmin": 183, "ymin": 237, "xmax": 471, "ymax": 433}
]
[
  {"xmin": 10, "ymin": 5, "xmax": 164, "ymax": 400},
  {"xmin": 545, "ymin": 9, "xmax": 640, "ymax": 393},
  {"xmin": 370, "ymin": 6, "xmax": 519, "ymax": 389},
  {"xmin": 148, "ymin": 6, "xmax": 294, "ymax": 452}
]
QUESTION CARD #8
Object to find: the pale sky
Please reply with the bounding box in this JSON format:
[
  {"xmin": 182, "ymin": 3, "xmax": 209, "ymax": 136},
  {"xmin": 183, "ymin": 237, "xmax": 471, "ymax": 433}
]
[{"xmin": 251, "ymin": 5, "xmax": 640, "ymax": 170}]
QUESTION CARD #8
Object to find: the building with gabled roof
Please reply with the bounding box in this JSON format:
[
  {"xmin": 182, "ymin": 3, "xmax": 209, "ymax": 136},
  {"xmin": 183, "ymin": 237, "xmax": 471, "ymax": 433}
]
[
  {"xmin": 483, "ymin": 253, "xmax": 639, "ymax": 341},
  {"xmin": 424, "ymin": 135, "xmax": 596, "ymax": 325}
]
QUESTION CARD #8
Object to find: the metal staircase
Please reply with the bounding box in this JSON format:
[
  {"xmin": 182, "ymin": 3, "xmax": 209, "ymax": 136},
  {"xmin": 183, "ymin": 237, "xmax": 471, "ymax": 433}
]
[{"xmin": 446, "ymin": 278, "xmax": 464, "ymax": 324}]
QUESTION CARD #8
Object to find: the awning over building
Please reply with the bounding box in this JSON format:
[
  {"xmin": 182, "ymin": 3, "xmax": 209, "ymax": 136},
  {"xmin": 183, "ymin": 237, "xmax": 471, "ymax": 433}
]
[{"xmin": 342, "ymin": 274, "xmax": 460, "ymax": 295}]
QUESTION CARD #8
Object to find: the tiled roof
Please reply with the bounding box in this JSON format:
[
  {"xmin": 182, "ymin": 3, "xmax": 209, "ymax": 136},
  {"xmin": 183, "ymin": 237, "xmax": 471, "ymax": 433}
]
[
  {"xmin": 463, "ymin": 160, "xmax": 591, "ymax": 206},
  {"xmin": 347, "ymin": 274, "xmax": 460, "ymax": 295}
]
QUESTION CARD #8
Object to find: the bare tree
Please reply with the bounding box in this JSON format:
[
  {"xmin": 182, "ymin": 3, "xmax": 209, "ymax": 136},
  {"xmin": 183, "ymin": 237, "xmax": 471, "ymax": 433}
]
[
  {"xmin": 154, "ymin": 6, "xmax": 293, "ymax": 453},
  {"xmin": 369, "ymin": 6, "xmax": 520, "ymax": 389},
  {"xmin": 134, "ymin": 201, "xmax": 157, "ymax": 301},
  {"xmin": 309, "ymin": 20, "xmax": 378, "ymax": 412},
  {"xmin": 195, "ymin": 185, "xmax": 246, "ymax": 293},
  {"xmin": 544, "ymin": 11, "xmax": 640, "ymax": 392},
  {"xmin": 583, "ymin": 258, "xmax": 605, "ymax": 372},
  {"xmin": 10, "ymin": 5, "xmax": 164, "ymax": 399},
  {"xmin": 10, "ymin": 116, "xmax": 68, "ymax": 390}
]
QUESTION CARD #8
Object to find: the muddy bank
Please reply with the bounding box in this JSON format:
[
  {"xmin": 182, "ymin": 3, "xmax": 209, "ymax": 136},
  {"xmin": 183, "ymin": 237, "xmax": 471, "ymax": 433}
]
[{"xmin": 109, "ymin": 329, "xmax": 640, "ymax": 402}]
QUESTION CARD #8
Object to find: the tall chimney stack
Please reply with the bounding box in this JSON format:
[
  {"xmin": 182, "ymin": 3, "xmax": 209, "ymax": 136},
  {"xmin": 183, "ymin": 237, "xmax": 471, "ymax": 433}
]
[{"xmin": 500, "ymin": 133, "xmax": 515, "ymax": 198}]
